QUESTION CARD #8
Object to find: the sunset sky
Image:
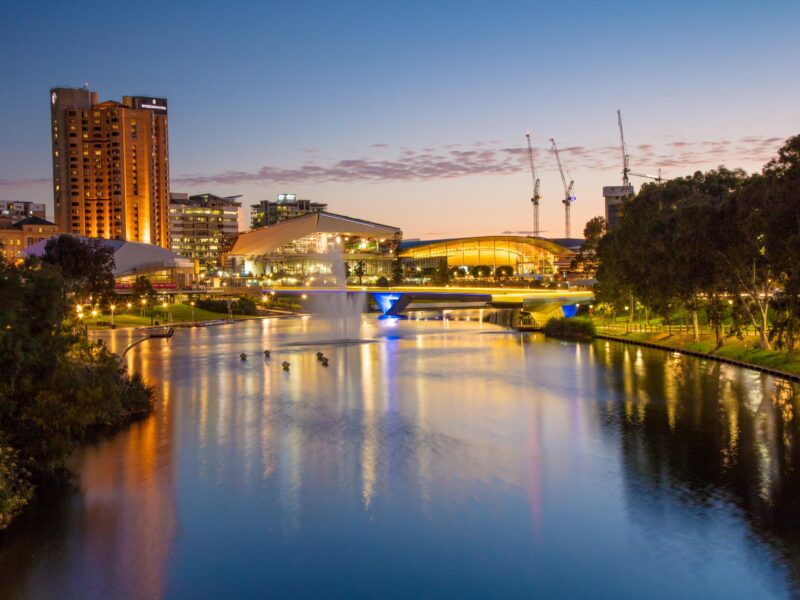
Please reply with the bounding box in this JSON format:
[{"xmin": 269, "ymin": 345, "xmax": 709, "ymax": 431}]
[{"xmin": 1, "ymin": 0, "xmax": 798, "ymax": 239}]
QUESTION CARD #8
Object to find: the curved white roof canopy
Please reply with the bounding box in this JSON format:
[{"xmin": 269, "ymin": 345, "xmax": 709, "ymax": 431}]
[
  {"xmin": 231, "ymin": 212, "xmax": 400, "ymax": 258},
  {"xmin": 24, "ymin": 237, "xmax": 193, "ymax": 276}
]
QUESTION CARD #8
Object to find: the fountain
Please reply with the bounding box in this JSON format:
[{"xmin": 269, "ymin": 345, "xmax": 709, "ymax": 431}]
[{"xmin": 306, "ymin": 247, "xmax": 367, "ymax": 343}]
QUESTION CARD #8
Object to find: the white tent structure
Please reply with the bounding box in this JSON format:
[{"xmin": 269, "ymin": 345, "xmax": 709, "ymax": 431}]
[
  {"xmin": 230, "ymin": 212, "xmax": 400, "ymax": 258},
  {"xmin": 229, "ymin": 212, "xmax": 401, "ymax": 283},
  {"xmin": 25, "ymin": 237, "xmax": 195, "ymax": 289}
]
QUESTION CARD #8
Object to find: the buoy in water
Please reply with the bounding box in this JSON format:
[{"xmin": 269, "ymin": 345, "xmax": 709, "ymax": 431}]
[
  {"xmin": 282, "ymin": 361, "xmax": 290, "ymax": 371},
  {"xmin": 321, "ymin": 357, "xmax": 329, "ymax": 367},
  {"xmin": 263, "ymin": 349, "xmax": 271, "ymax": 358},
  {"xmin": 240, "ymin": 353, "xmax": 247, "ymax": 361},
  {"xmin": 316, "ymin": 351, "xmax": 324, "ymax": 360}
]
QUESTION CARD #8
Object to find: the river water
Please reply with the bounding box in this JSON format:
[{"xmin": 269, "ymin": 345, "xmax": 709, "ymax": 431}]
[{"xmin": 2, "ymin": 316, "xmax": 800, "ymax": 598}]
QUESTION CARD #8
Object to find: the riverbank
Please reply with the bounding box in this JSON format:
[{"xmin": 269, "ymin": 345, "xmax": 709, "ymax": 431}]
[
  {"xmin": 85, "ymin": 303, "xmax": 299, "ymax": 330},
  {"xmin": 594, "ymin": 324, "xmax": 800, "ymax": 379}
]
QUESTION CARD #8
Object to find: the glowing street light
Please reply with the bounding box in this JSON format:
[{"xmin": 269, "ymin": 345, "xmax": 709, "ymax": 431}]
[
  {"xmin": 190, "ymin": 300, "xmax": 195, "ymax": 323},
  {"xmin": 109, "ymin": 304, "xmax": 116, "ymax": 327}
]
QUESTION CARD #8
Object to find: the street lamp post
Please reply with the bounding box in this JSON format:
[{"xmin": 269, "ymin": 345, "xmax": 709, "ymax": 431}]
[
  {"xmin": 110, "ymin": 304, "xmax": 116, "ymax": 327},
  {"xmin": 190, "ymin": 301, "xmax": 195, "ymax": 323}
]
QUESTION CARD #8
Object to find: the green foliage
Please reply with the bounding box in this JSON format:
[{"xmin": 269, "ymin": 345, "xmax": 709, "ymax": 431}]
[
  {"xmin": 196, "ymin": 296, "xmax": 259, "ymax": 316},
  {"xmin": 0, "ymin": 259, "xmax": 154, "ymax": 528},
  {"xmin": 376, "ymin": 276, "xmax": 390, "ymax": 287},
  {"xmin": 495, "ymin": 265, "xmax": 514, "ymax": 278},
  {"xmin": 571, "ymin": 216, "xmax": 607, "ymax": 274},
  {"xmin": 236, "ymin": 295, "xmax": 258, "ymax": 316},
  {"xmin": 42, "ymin": 235, "xmax": 115, "ymax": 301},
  {"xmin": 543, "ymin": 317, "xmax": 596, "ymax": 341},
  {"xmin": 0, "ymin": 433, "xmax": 33, "ymax": 531},
  {"xmin": 594, "ymin": 135, "xmax": 800, "ymax": 350},
  {"xmin": 349, "ymin": 260, "xmax": 366, "ymax": 284},
  {"xmin": 391, "ymin": 259, "xmax": 404, "ymax": 284},
  {"xmin": 131, "ymin": 276, "xmax": 158, "ymax": 305},
  {"xmin": 469, "ymin": 265, "xmax": 492, "ymax": 278}
]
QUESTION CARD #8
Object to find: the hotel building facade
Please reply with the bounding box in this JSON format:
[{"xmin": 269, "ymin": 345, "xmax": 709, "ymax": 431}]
[{"xmin": 50, "ymin": 87, "xmax": 170, "ymax": 247}]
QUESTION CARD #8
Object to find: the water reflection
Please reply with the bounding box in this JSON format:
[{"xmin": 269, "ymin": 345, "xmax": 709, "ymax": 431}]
[
  {"xmin": 0, "ymin": 319, "xmax": 799, "ymax": 598},
  {"xmin": 593, "ymin": 342, "xmax": 800, "ymax": 593}
]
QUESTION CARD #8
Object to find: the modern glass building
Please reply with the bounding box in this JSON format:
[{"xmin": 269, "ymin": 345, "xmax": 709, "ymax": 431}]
[
  {"xmin": 230, "ymin": 212, "xmax": 401, "ymax": 285},
  {"xmin": 399, "ymin": 236, "xmax": 571, "ymax": 279}
]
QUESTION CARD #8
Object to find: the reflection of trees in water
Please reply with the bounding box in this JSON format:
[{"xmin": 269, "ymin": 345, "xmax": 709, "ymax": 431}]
[{"xmin": 593, "ymin": 341, "xmax": 800, "ymax": 589}]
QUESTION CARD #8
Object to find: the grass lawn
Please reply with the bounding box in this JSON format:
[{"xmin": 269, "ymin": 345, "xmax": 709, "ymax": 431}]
[
  {"xmin": 84, "ymin": 303, "xmax": 258, "ymax": 330},
  {"xmin": 595, "ymin": 323, "xmax": 800, "ymax": 375}
]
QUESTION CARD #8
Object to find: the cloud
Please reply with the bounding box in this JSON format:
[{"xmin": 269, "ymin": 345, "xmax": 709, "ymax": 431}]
[
  {"xmin": 172, "ymin": 147, "xmax": 529, "ymax": 187},
  {"xmin": 0, "ymin": 177, "xmax": 51, "ymax": 188},
  {"xmin": 0, "ymin": 135, "xmax": 789, "ymax": 192}
]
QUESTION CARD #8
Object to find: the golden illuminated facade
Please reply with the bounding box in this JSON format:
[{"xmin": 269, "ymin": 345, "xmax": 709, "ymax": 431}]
[
  {"xmin": 399, "ymin": 236, "xmax": 569, "ymax": 278},
  {"xmin": 50, "ymin": 87, "xmax": 170, "ymax": 247}
]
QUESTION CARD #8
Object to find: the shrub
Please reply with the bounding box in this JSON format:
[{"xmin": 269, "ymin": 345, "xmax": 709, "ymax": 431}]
[
  {"xmin": 197, "ymin": 296, "xmax": 259, "ymax": 316},
  {"xmin": 0, "ymin": 434, "xmax": 33, "ymax": 531},
  {"xmin": 543, "ymin": 316, "xmax": 596, "ymax": 341},
  {"xmin": 376, "ymin": 276, "xmax": 390, "ymax": 287}
]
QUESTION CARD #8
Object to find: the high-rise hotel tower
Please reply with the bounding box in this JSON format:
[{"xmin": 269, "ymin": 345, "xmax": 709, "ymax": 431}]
[{"xmin": 50, "ymin": 87, "xmax": 170, "ymax": 247}]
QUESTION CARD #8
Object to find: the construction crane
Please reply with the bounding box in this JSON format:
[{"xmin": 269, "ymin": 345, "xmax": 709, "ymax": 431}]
[
  {"xmin": 525, "ymin": 131, "xmax": 542, "ymax": 237},
  {"xmin": 629, "ymin": 168, "xmax": 663, "ymax": 182},
  {"xmin": 618, "ymin": 109, "xmax": 662, "ymax": 184},
  {"xmin": 550, "ymin": 138, "xmax": 575, "ymax": 239},
  {"xmin": 617, "ymin": 109, "xmax": 630, "ymax": 187}
]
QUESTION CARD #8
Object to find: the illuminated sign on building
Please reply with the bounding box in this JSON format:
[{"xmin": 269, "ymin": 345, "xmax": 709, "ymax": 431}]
[
  {"xmin": 129, "ymin": 97, "xmax": 168, "ymax": 113},
  {"xmin": 277, "ymin": 194, "xmax": 297, "ymax": 202}
]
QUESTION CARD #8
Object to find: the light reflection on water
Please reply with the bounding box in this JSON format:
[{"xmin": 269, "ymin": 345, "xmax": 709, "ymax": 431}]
[{"xmin": 1, "ymin": 317, "xmax": 799, "ymax": 598}]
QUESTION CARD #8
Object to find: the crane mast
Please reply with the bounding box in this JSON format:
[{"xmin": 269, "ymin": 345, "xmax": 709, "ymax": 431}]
[
  {"xmin": 550, "ymin": 138, "xmax": 575, "ymax": 239},
  {"xmin": 618, "ymin": 109, "xmax": 630, "ymax": 187},
  {"xmin": 525, "ymin": 131, "xmax": 541, "ymax": 237}
]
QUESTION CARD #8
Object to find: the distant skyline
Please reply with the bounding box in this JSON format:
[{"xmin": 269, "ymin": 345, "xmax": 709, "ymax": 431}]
[{"xmin": 1, "ymin": 0, "xmax": 798, "ymax": 238}]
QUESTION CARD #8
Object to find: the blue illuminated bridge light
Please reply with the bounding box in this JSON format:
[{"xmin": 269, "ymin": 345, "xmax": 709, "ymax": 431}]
[{"xmin": 373, "ymin": 293, "xmax": 402, "ymax": 316}]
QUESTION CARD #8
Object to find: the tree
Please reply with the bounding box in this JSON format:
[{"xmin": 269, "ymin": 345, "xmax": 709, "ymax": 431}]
[
  {"xmin": 571, "ymin": 216, "xmax": 607, "ymax": 274},
  {"xmin": 391, "ymin": 259, "xmax": 404, "ymax": 285},
  {"xmin": 449, "ymin": 266, "xmax": 467, "ymax": 279},
  {"xmin": 42, "ymin": 235, "xmax": 115, "ymax": 301},
  {"xmin": 131, "ymin": 276, "xmax": 158, "ymax": 307},
  {"xmin": 495, "ymin": 265, "xmax": 514, "ymax": 278},
  {"xmin": 352, "ymin": 260, "xmax": 366, "ymax": 285},
  {"xmin": 469, "ymin": 265, "xmax": 491, "ymax": 278}
]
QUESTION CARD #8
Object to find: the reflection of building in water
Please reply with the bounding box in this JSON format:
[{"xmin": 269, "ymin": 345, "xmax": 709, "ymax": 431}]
[
  {"xmin": 593, "ymin": 340, "xmax": 800, "ymax": 584},
  {"xmin": 75, "ymin": 395, "xmax": 176, "ymax": 598},
  {"xmin": 229, "ymin": 211, "xmax": 401, "ymax": 285}
]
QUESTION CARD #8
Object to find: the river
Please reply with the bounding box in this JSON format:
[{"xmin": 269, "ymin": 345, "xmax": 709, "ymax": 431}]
[{"xmin": 1, "ymin": 316, "xmax": 799, "ymax": 598}]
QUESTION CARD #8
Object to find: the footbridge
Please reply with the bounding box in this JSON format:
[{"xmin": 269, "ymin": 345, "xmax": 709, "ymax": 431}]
[{"xmin": 270, "ymin": 286, "xmax": 594, "ymax": 321}]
